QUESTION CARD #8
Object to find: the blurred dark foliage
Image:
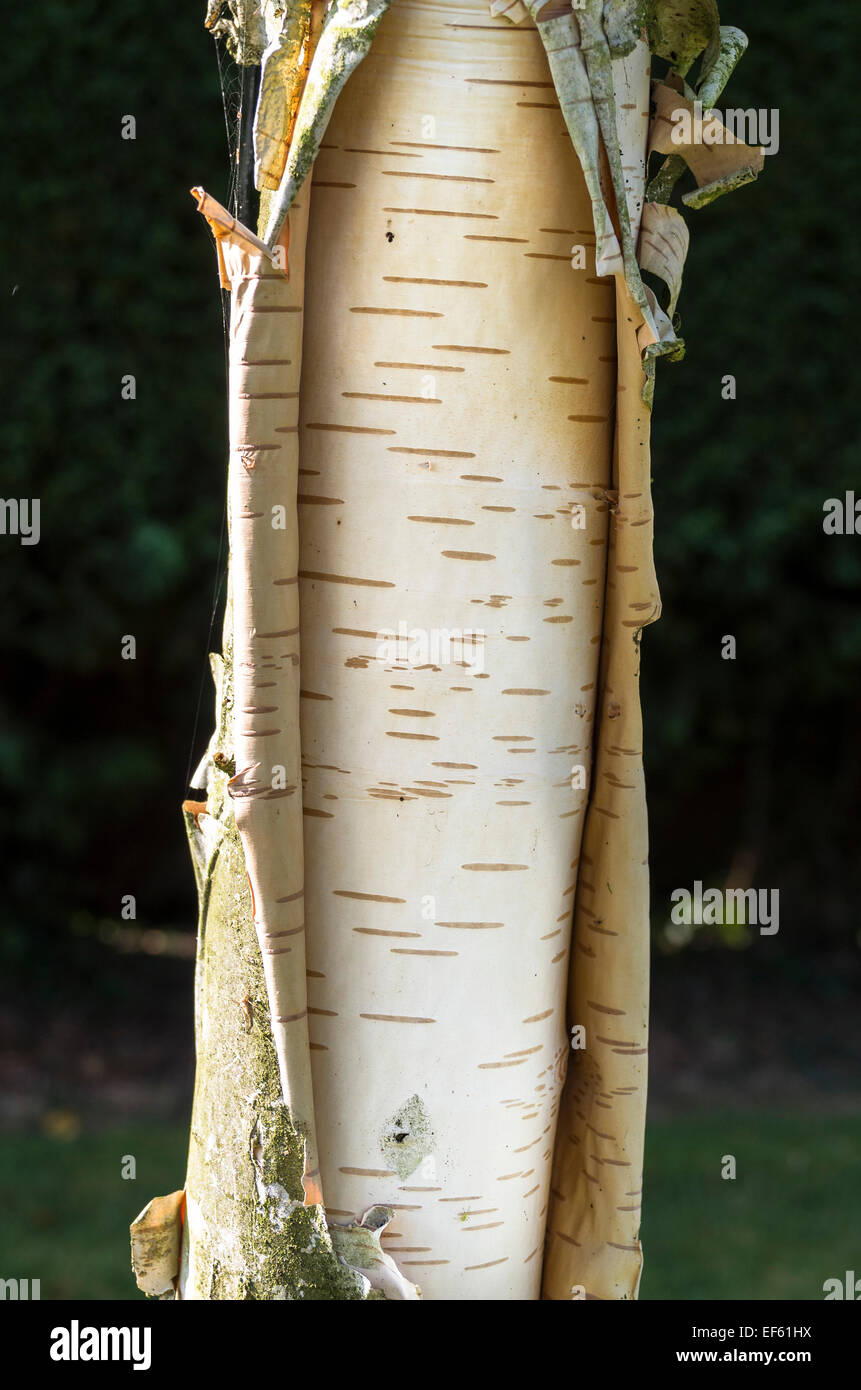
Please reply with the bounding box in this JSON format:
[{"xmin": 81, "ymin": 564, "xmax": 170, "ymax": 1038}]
[{"xmin": 0, "ymin": 0, "xmax": 857, "ymax": 1005}]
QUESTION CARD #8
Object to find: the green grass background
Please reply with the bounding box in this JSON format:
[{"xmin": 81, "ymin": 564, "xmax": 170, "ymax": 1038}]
[{"xmin": 1, "ymin": 1113, "xmax": 857, "ymax": 1300}]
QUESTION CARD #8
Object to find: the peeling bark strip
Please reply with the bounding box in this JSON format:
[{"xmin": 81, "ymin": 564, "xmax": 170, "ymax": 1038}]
[
  {"xmin": 173, "ymin": 0, "xmax": 761, "ymax": 1301},
  {"xmin": 194, "ymin": 187, "xmax": 322, "ymax": 1209}
]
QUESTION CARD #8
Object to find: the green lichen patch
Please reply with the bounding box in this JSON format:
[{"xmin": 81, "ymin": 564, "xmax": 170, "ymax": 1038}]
[{"xmin": 380, "ymin": 1094, "xmax": 434, "ymax": 1181}]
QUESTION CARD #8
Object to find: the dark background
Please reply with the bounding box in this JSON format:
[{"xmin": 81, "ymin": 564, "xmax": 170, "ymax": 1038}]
[{"xmin": 0, "ymin": 1, "xmax": 858, "ymax": 1298}]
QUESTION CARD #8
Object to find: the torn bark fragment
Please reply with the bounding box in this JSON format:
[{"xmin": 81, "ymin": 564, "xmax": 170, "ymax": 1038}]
[
  {"xmin": 329, "ymin": 1206, "xmax": 421, "ymax": 1300},
  {"xmin": 130, "ymin": 1191, "xmax": 184, "ymax": 1298},
  {"xmin": 649, "ymin": 82, "xmax": 764, "ymax": 207}
]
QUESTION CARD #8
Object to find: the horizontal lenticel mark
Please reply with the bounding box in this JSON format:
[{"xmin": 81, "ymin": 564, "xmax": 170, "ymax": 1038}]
[
  {"xmin": 343, "ymin": 147, "xmax": 421, "ymax": 156},
  {"xmin": 334, "ymin": 890, "xmax": 406, "ymax": 903},
  {"xmin": 478, "ymin": 1059, "xmax": 527, "ymax": 1069},
  {"xmin": 299, "ymin": 571, "xmax": 395, "ymax": 587},
  {"xmin": 436, "ymin": 921, "xmax": 503, "ymax": 929},
  {"xmin": 343, "ymin": 392, "xmax": 440, "ymax": 404},
  {"xmin": 408, "ymin": 515, "xmax": 473, "ymax": 525},
  {"xmin": 375, "ymin": 361, "xmax": 464, "ymax": 372},
  {"xmin": 464, "ymin": 235, "xmax": 528, "ymax": 243},
  {"xmin": 523, "ymin": 1009, "xmax": 554, "ymax": 1023},
  {"xmin": 237, "ymin": 391, "xmax": 298, "ymax": 400},
  {"xmin": 386, "ymin": 731, "xmax": 439, "ymax": 741},
  {"xmin": 517, "ymin": 101, "xmax": 558, "ymax": 109},
  {"xmin": 467, "ymin": 77, "xmax": 554, "ymax": 86},
  {"xmin": 298, "ymin": 495, "xmax": 344, "ymax": 505},
  {"xmin": 389, "ymin": 447, "xmax": 475, "ymax": 457},
  {"xmin": 339, "ymin": 1167, "xmax": 397, "ymax": 1177},
  {"xmin": 391, "ymin": 140, "xmax": 500, "ymax": 153},
  {"xmin": 383, "ymin": 207, "xmax": 497, "ymax": 220},
  {"xmin": 350, "ymin": 307, "xmax": 442, "ymax": 318},
  {"xmin": 306, "ymin": 423, "xmax": 396, "ymax": 435},
  {"xmin": 300, "ymin": 690, "xmax": 332, "ymax": 701},
  {"xmin": 502, "ymin": 688, "xmax": 550, "ymax": 695},
  {"xmin": 248, "ymin": 305, "xmax": 302, "ymax": 313},
  {"xmin": 332, "ymin": 627, "xmax": 378, "ymax": 637},
  {"xmin": 388, "ymin": 708, "xmax": 435, "ymax": 717},
  {"xmin": 275, "ymin": 1009, "xmax": 307, "ymax": 1023},
  {"xmin": 382, "ymin": 170, "xmax": 494, "ymax": 184},
  {"xmin": 383, "ymin": 276, "xmax": 487, "ymax": 288},
  {"xmin": 303, "ymin": 807, "xmax": 334, "ymax": 819},
  {"xmin": 549, "ymin": 376, "xmax": 588, "ymax": 384},
  {"xmin": 524, "ymin": 252, "xmax": 571, "ymax": 261},
  {"xmin": 433, "ymin": 344, "xmax": 509, "ymax": 354},
  {"xmin": 462, "ymin": 863, "xmax": 528, "ymax": 871},
  {"xmin": 460, "ymin": 474, "xmax": 501, "ymax": 482},
  {"xmin": 354, "ymin": 928, "xmax": 420, "ymax": 938},
  {"xmin": 461, "ymin": 1222, "xmax": 505, "ymax": 1232},
  {"xmin": 391, "ymin": 948, "xmax": 459, "ymax": 957},
  {"xmin": 360, "ymin": 1014, "xmax": 437, "ymax": 1024},
  {"xmin": 433, "ymin": 761, "xmax": 477, "ymax": 769},
  {"xmin": 441, "ymin": 550, "xmax": 495, "ymax": 561}
]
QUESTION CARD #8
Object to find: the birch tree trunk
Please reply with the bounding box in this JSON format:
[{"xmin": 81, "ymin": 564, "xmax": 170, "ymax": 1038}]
[{"xmin": 130, "ymin": 0, "xmax": 762, "ymax": 1303}]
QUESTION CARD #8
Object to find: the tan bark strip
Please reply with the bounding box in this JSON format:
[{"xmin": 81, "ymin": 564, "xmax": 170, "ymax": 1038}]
[
  {"xmin": 391, "ymin": 141, "xmax": 499, "ymax": 153},
  {"xmin": 375, "ymin": 361, "xmax": 464, "ymax": 371},
  {"xmin": 359, "ymin": 1014, "xmax": 437, "ymax": 1024},
  {"xmin": 388, "ymin": 447, "xmax": 475, "ymax": 457},
  {"xmin": 462, "ymin": 864, "xmax": 527, "ymax": 871},
  {"xmin": 432, "ymin": 343, "xmax": 509, "ymax": 354},
  {"xmin": 299, "ymin": 570, "xmax": 395, "ymax": 587},
  {"xmin": 354, "ymin": 928, "xmax": 421, "ymax": 938},
  {"xmin": 391, "ymin": 949, "xmax": 458, "ymax": 957},
  {"xmin": 383, "ymin": 207, "xmax": 498, "ymax": 220},
  {"xmin": 339, "ymin": 1167, "xmax": 396, "ymax": 1178},
  {"xmin": 435, "ymin": 922, "xmax": 503, "ymax": 930},
  {"xmin": 350, "ymin": 306, "xmax": 442, "ymax": 317},
  {"xmin": 306, "ymin": 423, "xmax": 396, "ymax": 434},
  {"xmin": 466, "ymin": 77, "xmax": 553, "ymax": 86},
  {"xmin": 382, "ymin": 276, "xmax": 487, "ymax": 287},
  {"xmin": 333, "ymin": 890, "xmax": 406, "ymax": 903},
  {"xmin": 381, "ymin": 169, "xmax": 494, "ymax": 184},
  {"xmin": 343, "ymin": 392, "xmax": 441, "ymax": 403}
]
